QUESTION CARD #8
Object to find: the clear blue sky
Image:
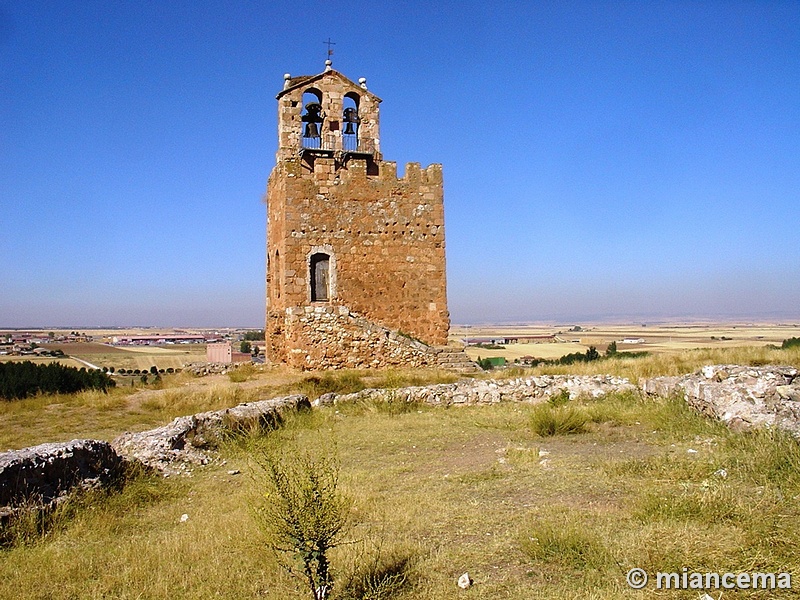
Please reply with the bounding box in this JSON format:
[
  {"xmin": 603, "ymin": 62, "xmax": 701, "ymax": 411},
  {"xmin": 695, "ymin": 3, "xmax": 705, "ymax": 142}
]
[{"xmin": 2, "ymin": 1, "xmax": 799, "ymax": 327}]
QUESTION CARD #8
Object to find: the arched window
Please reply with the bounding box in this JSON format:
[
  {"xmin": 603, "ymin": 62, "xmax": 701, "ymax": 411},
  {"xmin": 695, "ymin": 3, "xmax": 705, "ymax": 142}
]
[
  {"xmin": 310, "ymin": 253, "xmax": 330, "ymax": 302},
  {"xmin": 342, "ymin": 92, "xmax": 360, "ymax": 152},
  {"xmin": 301, "ymin": 88, "xmax": 323, "ymax": 149}
]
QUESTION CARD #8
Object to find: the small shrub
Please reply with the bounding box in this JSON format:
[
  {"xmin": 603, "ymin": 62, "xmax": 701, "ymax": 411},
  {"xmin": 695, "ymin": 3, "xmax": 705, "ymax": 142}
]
[
  {"xmin": 253, "ymin": 444, "xmax": 353, "ymax": 600},
  {"xmin": 476, "ymin": 356, "xmax": 493, "ymax": 371},
  {"xmin": 530, "ymin": 403, "xmax": 588, "ymax": 436},
  {"xmin": 547, "ymin": 388, "xmax": 570, "ymax": 407}
]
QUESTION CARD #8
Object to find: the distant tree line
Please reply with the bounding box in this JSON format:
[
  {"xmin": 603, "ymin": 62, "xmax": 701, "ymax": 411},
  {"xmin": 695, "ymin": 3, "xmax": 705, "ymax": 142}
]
[
  {"xmin": 782, "ymin": 337, "xmax": 800, "ymax": 350},
  {"xmin": 0, "ymin": 361, "xmax": 116, "ymax": 401},
  {"xmin": 242, "ymin": 330, "xmax": 265, "ymax": 341},
  {"xmin": 482, "ymin": 342, "xmax": 649, "ymax": 371}
]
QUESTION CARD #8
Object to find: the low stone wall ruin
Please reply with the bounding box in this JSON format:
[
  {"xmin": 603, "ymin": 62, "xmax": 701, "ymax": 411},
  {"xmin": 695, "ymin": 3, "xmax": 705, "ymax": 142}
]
[
  {"xmin": 0, "ymin": 395, "xmax": 309, "ymax": 514},
  {"xmin": 642, "ymin": 364, "xmax": 800, "ymax": 435},
  {"xmin": 0, "ymin": 439, "xmax": 125, "ymax": 521},
  {"xmin": 4, "ymin": 365, "xmax": 800, "ymax": 518},
  {"xmin": 317, "ymin": 374, "xmax": 636, "ymax": 407}
]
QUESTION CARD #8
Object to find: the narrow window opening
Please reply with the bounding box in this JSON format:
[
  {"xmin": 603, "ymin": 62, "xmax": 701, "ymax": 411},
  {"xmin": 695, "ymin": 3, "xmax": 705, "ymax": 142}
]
[
  {"xmin": 275, "ymin": 250, "xmax": 281, "ymax": 299},
  {"xmin": 310, "ymin": 253, "xmax": 330, "ymax": 302}
]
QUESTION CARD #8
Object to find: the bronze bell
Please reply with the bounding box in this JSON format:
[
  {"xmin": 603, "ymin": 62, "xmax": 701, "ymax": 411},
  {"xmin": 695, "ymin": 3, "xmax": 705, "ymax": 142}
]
[
  {"xmin": 343, "ymin": 107, "xmax": 358, "ymax": 135},
  {"xmin": 304, "ymin": 122, "xmax": 320, "ymax": 138}
]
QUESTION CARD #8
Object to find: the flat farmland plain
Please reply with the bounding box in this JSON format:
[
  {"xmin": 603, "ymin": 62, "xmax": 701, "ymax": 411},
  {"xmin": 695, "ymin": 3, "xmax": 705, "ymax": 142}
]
[
  {"xmin": 453, "ymin": 322, "xmax": 800, "ymax": 362},
  {"xmin": 0, "ymin": 342, "xmax": 207, "ymax": 371}
]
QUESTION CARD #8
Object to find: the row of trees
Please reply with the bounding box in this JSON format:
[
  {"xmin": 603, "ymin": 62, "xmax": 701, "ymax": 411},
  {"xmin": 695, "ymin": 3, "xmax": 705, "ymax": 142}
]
[
  {"xmin": 0, "ymin": 361, "xmax": 116, "ymax": 401},
  {"xmin": 242, "ymin": 329, "xmax": 265, "ymax": 341},
  {"xmin": 782, "ymin": 337, "xmax": 800, "ymax": 350},
  {"xmin": 480, "ymin": 342, "xmax": 650, "ymax": 371}
]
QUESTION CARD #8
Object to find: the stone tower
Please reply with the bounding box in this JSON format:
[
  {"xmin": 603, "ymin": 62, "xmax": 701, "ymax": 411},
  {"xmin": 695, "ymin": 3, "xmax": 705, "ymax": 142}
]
[{"xmin": 265, "ymin": 61, "xmax": 452, "ymax": 370}]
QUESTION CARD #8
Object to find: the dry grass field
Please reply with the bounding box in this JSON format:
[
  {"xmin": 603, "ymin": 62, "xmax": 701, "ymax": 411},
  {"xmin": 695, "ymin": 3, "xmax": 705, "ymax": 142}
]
[
  {"xmin": 0, "ymin": 342, "xmax": 208, "ymax": 371},
  {"xmin": 2, "ymin": 380, "xmax": 800, "ymax": 599}
]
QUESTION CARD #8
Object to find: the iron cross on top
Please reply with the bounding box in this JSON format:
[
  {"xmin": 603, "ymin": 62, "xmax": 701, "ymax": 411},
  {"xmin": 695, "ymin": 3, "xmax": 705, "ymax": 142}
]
[{"xmin": 324, "ymin": 38, "xmax": 336, "ymax": 58}]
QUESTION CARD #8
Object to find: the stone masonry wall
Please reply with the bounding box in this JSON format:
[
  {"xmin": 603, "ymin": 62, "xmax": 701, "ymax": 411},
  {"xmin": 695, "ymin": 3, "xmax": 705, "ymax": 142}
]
[
  {"xmin": 5, "ymin": 365, "xmax": 800, "ymax": 517},
  {"xmin": 267, "ymin": 156, "xmax": 449, "ymax": 361},
  {"xmin": 317, "ymin": 374, "xmax": 636, "ymax": 407},
  {"xmin": 284, "ymin": 305, "xmax": 439, "ymax": 370},
  {"xmin": 265, "ymin": 67, "xmax": 449, "ymax": 366},
  {"xmin": 1, "ymin": 395, "xmax": 311, "ymax": 515}
]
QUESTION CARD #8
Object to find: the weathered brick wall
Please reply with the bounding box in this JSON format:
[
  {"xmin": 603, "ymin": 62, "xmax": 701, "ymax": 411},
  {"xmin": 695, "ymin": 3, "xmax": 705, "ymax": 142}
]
[{"xmin": 265, "ymin": 67, "xmax": 450, "ymax": 366}]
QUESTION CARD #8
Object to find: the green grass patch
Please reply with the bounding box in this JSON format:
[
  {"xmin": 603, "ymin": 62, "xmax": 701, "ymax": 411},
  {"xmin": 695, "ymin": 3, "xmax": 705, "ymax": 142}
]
[{"xmin": 521, "ymin": 516, "xmax": 610, "ymax": 570}]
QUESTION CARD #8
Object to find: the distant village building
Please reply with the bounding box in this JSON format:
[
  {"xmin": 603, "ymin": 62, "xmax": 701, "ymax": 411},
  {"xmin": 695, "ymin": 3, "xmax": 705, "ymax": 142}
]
[
  {"xmin": 464, "ymin": 335, "xmax": 556, "ymax": 346},
  {"xmin": 206, "ymin": 342, "xmax": 251, "ymax": 364},
  {"xmin": 264, "ymin": 60, "xmax": 470, "ymax": 371},
  {"xmin": 112, "ymin": 334, "xmax": 206, "ymax": 345}
]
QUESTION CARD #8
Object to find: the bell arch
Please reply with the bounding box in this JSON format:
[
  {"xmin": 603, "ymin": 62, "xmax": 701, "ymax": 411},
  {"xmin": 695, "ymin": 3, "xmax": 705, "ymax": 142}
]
[
  {"xmin": 342, "ymin": 92, "xmax": 360, "ymax": 151},
  {"xmin": 301, "ymin": 88, "xmax": 324, "ymax": 149}
]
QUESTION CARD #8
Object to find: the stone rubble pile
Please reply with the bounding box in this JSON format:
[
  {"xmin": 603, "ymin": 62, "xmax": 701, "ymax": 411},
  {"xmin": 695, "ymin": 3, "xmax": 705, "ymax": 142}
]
[
  {"xmin": 641, "ymin": 364, "xmax": 800, "ymax": 435},
  {"xmin": 181, "ymin": 362, "xmax": 250, "ymax": 377},
  {"xmin": 434, "ymin": 347, "xmax": 481, "ymax": 374},
  {"xmin": 284, "ymin": 306, "xmax": 441, "ymax": 370}
]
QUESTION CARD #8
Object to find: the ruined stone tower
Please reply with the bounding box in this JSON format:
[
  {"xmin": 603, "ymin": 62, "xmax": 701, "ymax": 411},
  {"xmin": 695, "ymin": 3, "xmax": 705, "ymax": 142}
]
[{"xmin": 265, "ymin": 61, "xmax": 452, "ymax": 370}]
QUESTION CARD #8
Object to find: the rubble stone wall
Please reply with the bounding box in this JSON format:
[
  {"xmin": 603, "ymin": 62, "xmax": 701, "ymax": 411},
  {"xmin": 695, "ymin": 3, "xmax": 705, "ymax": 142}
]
[
  {"xmin": 0, "ymin": 395, "xmax": 310, "ymax": 513},
  {"xmin": 0, "ymin": 439, "xmax": 125, "ymax": 516},
  {"xmin": 283, "ymin": 305, "xmax": 439, "ymax": 370},
  {"xmin": 641, "ymin": 364, "xmax": 800, "ymax": 435},
  {"xmin": 6, "ymin": 365, "xmax": 800, "ymax": 517},
  {"xmin": 319, "ymin": 374, "xmax": 636, "ymax": 407}
]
